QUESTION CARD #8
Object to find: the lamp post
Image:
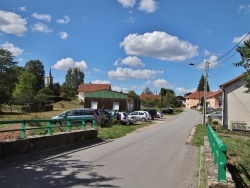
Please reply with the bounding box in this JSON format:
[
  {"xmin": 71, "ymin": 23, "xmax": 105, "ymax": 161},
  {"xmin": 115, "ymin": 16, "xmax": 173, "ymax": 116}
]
[{"xmin": 189, "ymin": 61, "xmax": 209, "ymax": 126}]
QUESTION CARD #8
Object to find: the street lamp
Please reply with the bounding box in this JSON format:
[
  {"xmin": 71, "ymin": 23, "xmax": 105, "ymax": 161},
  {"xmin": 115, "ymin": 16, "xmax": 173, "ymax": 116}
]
[{"xmin": 189, "ymin": 61, "xmax": 209, "ymax": 126}]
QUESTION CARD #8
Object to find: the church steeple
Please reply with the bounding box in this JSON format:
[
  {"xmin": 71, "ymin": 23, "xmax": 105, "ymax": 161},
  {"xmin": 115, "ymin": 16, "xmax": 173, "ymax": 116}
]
[{"xmin": 45, "ymin": 69, "xmax": 53, "ymax": 86}]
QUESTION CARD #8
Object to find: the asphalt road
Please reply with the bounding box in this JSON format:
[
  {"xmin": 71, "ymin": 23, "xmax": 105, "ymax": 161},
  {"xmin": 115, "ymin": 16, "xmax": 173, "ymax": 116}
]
[{"xmin": 0, "ymin": 109, "xmax": 201, "ymax": 188}]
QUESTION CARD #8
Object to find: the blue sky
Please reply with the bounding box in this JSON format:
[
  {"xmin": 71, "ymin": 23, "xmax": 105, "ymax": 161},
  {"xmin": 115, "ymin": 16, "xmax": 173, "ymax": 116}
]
[{"xmin": 0, "ymin": 0, "xmax": 249, "ymax": 96}]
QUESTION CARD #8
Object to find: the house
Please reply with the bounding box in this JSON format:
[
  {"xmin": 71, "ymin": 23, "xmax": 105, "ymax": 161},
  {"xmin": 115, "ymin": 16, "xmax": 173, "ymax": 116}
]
[
  {"xmin": 185, "ymin": 90, "xmax": 222, "ymax": 109},
  {"xmin": 78, "ymin": 83, "xmax": 111, "ymax": 101},
  {"xmin": 220, "ymin": 74, "xmax": 250, "ymax": 130},
  {"xmin": 44, "ymin": 69, "xmax": 53, "ymax": 86},
  {"xmin": 84, "ymin": 90, "xmax": 140, "ymax": 112},
  {"xmin": 176, "ymin": 96, "xmax": 186, "ymax": 106}
]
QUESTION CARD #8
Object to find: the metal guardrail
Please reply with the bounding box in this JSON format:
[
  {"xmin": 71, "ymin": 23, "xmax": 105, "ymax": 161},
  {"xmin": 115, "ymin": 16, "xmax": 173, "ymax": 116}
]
[
  {"xmin": 207, "ymin": 125, "xmax": 227, "ymax": 182},
  {"xmin": 0, "ymin": 118, "xmax": 96, "ymax": 139}
]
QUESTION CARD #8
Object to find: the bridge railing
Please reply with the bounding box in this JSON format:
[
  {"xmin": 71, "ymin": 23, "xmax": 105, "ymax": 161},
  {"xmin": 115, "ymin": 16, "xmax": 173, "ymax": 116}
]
[
  {"xmin": 0, "ymin": 118, "xmax": 96, "ymax": 139},
  {"xmin": 207, "ymin": 125, "xmax": 227, "ymax": 182}
]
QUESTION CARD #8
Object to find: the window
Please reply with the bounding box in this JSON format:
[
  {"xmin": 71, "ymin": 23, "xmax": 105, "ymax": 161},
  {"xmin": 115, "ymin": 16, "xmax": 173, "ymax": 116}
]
[
  {"xmin": 91, "ymin": 101, "xmax": 98, "ymax": 109},
  {"xmin": 113, "ymin": 102, "xmax": 119, "ymax": 110}
]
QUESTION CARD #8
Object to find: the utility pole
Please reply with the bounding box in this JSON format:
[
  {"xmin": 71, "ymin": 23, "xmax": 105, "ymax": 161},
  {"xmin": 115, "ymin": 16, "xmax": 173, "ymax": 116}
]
[{"xmin": 203, "ymin": 61, "xmax": 209, "ymax": 126}]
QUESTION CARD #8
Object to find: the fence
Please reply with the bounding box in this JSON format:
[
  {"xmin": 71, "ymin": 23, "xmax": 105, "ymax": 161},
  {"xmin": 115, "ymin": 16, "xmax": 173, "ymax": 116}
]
[
  {"xmin": 0, "ymin": 118, "xmax": 96, "ymax": 139},
  {"xmin": 207, "ymin": 125, "xmax": 227, "ymax": 182}
]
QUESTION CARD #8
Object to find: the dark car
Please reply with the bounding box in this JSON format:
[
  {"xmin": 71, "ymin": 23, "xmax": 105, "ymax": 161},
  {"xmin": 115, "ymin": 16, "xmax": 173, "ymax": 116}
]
[
  {"xmin": 143, "ymin": 109, "xmax": 157, "ymax": 120},
  {"xmin": 161, "ymin": 108, "xmax": 174, "ymax": 114}
]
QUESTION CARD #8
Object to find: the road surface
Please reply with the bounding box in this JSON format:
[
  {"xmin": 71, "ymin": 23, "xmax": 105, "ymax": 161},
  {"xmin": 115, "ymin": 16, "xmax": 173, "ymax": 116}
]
[{"xmin": 0, "ymin": 109, "xmax": 201, "ymax": 188}]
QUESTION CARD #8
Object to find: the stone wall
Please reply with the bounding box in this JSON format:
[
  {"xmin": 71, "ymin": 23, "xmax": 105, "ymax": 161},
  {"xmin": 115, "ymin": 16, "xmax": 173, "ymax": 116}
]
[{"xmin": 0, "ymin": 130, "xmax": 97, "ymax": 160}]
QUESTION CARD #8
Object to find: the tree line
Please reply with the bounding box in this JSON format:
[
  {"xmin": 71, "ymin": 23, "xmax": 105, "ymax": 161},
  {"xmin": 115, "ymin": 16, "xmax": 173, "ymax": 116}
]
[{"xmin": 0, "ymin": 48, "xmax": 85, "ymax": 111}]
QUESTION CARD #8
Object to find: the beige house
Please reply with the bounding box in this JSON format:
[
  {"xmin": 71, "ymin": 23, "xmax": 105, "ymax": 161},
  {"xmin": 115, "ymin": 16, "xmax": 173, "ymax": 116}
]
[
  {"xmin": 220, "ymin": 74, "xmax": 250, "ymax": 130},
  {"xmin": 185, "ymin": 90, "xmax": 222, "ymax": 109}
]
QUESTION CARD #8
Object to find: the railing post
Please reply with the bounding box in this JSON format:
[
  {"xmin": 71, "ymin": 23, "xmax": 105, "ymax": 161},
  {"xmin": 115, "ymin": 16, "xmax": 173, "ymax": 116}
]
[
  {"xmin": 81, "ymin": 120, "xmax": 86, "ymax": 130},
  {"xmin": 92, "ymin": 119, "xmax": 96, "ymax": 129},
  {"xmin": 66, "ymin": 121, "xmax": 71, "ymax": 132},
  {"xmin": 47, "ymin": 121, "xmax": 52, "ymax": 135},
  {"xmin": 21, "ymin": 121, "xmax": 26, "ymax": 139}
]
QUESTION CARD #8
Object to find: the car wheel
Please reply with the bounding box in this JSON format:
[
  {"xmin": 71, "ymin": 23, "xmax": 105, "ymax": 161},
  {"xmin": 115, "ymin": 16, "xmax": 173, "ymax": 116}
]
[
  {"xmin": 142, "ymin": 118, "xmax": 146, "ymax": 121},
  {"xmin": 55, "ymin": 121, "xmax": 61, "ymax": 126}
]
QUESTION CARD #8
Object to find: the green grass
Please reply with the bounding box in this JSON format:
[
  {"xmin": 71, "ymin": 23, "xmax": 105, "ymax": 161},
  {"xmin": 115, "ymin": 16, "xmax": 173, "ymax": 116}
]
[{"xmin": 191, "ymin": 124, "xmax": 207, "ymax": 146}]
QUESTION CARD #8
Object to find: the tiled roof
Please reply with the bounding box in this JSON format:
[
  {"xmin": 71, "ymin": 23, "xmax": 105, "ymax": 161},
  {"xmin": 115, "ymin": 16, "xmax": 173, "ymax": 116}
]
[
  {"xmin": 78, "ymin": 83, "xmax": 111, "ymax": 92},
  {"xmin": 140, "ymin": 93, "xmax": 161, "ymax": 100},
  {"xmin": 186, "ymin": 90, "xmax": 222, "ymax": 99},
  {"xmin": 220, "ymin": 74, "xmax": 244, "ymax": 88}
]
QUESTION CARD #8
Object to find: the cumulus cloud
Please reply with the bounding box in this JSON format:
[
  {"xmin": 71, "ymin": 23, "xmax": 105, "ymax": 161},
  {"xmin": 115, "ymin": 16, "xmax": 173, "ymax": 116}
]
[
  {"xmin": 52, "ymin": 57, "xmax": 88, "ymax": 71},
  {"xmin": 93, "ymin": 68, "xmax": 101, "ymax": 72},
  {"xmin": 32, "ymin": 13, "xmax": 51, "ymax": 22},
  {"xmin": 151, "ymin": 79, "xmax": 169, "ymax": 88},
  {"xmin": 197, "ymin": 55, "xmax": 218, "ymax": 69},
  {"xmin": 91, "ymin": 80, "xmax": 111, "ymax": 84},
  {"xmin": 138, "ymin": 0, "xmax": 158, "ymax": 13},
  {"xmin": 238, "ymin": 5, "xmax": 250, "ymax": 14},
  {"xmin": 117, "ymin": 0, "xmax": 136, "ymax": 8},
  {"xmin": 108, "ymin": 67, "xmax": 163, "ymax": 80},
  {"xmin": 204, "ymin": 49, "xmax": 211, "ymax": 56},
  {"xmin": 232, "ymin": 33, "xmax": 250, "ymax": 43},
  {"xmin": 58, "ymin": 31, "xmax": 69, "ymax": 39},
  {"xmin": 120, "ymin": 31, "xmax": 199, "ymax": 61},
  {"xmin": 31, "ymin": 22, "xmax": 52, "ymax": 33},
  {"xmin": 56, "ymin": 16, "xmax": 70, "ymax": 24},
  {"xmin": 115, "ymin": 56, "xmax": 145, "ymax": 68},
  {"xmin": 0, "ymin": 42, "xmax": 24, "ymax": 56},
  {"xmin": 0, "ymin": 10, "xmax": 27, "ymax": 36},
  {"xmin": 18, "ymin": 6, "xmax": 26, "ymax": 12},
  {"xmin": 176, "ymin": 87, "xmax": 196, "ymax": 95},
  {"xmin": 112, "ymin": 86, "xmax": 129, "ymax": 93}
]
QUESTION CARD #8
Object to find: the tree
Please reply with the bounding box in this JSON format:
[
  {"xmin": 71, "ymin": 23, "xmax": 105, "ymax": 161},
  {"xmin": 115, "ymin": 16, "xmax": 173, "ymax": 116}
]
[
  {"xmin": 234, "ymin": 39, "xmax": 250, "ymax": 93},
  {"xmin": 143, "ymin": 87, "xmax": 153, "ymax": 94},
  {"xmin": 127, "ymin": 90, "xmax": 139, "ymax": 99},
  {"xmin": 197, "ymin": 75, "xmax": 210, "ymax": 91},
  {"xmin": 184, "ymin": 92, "xmax": 192, "ymax": 97},
  {"xmin": 0, "ymin": 48, "xmax": 18, "ymax": 109},
  {"xmin": 48, "ymin": 82, "xmax": 61, "ymax": 96},
  {"xmin": 13, "ymin": 72, "xmax": 38, "ymax": 104},
  {"xmin": 61, "ymin": 68, "xmax": 85, "ymax": 97},
  {"xmin": 162, "ymin": 92, "xmax": 179, "ymax": 108},
  {"xmin": 25, "ymin": 60, "xmax": 45, "ymax": 93}
]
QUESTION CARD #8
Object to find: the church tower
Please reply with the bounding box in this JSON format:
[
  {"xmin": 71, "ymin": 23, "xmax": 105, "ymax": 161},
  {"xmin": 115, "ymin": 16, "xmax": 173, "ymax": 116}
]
[{"xmin": 44, "ymin": 69, "xmax": 53, "ymax": 86}]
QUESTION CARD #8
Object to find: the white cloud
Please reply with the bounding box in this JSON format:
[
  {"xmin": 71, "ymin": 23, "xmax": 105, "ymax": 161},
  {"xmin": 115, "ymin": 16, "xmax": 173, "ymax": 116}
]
[
  {"xmin": 151, "ymin": 79, "xmax": 169, "ymax": 88},
  {"xmin": 0, "ymin": 42, "xmax": 24, "ymax": 56},
  {"xmin": 198, "ymin": 55, "xmax": 218, "ymax": 69},
  {"xmin": 91, "ymin": 80, "xmax": 111, "ymax": 84},
  {"xmin": 31, "ymin": 22, "xmax": 52, "ymax": 33},
  {"xmin": 117, "ymin": 0, "xmax": 136, "ymax": 8},
  {"xmin": 238, "ymin": 5, "xmax": 250, "ymax": 14},
  {"xmin": 120, "ymin": 31, "xmax": 199, "ymax": 61},
  {"xmin": 175, "ymin": 87, "xmax": 196, "ymax": 95},
  {"xmin": 18, "ymin": 7, "xmax": 26, "ymax": 12},
  {"xmin": 138, "ymin": 0, "xmax": 158, "ymax": 13},
  {"xmin": 232, "ymin": 33, "xmax": 250, "ymax": 43},
  {"xmin": 56, "ymin": 16, "xmax": 70, "ymax": 24},
  {"xmin": 58, "ymin": 31, "xmax": 69, "ymax": 39},
  {"xmin": 115, "ymin": 56, "xmax": 145, "ymax": 68},
  {"xmin": 204, "ymin": 49, "xmax": 211, "ymax": 56},
  {"xmin": 32, "ymin": 13, "xmax": 51, "ymax": 22},
  {"xmin": 108, "ymin": 67, "xmax": 163, "ymax": 80},
  {"xmin": 0, "ymin": 10, "xmax": 27, "ymax": 36},
  {"xmin": 93, "ymin": 68, "xmax": 101, "ymax": 72},
  {"xmin": 112, "ymin": 86, "xmax": 129, "ymax": 93},
  {"xmin": 52, "ymin": 57, "xmax": 88, "ymax": 71}
]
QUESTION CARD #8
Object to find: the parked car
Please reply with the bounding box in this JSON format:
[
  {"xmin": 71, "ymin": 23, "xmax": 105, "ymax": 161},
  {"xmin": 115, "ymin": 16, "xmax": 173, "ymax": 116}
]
[
  {"xmin": 161, "ymin": 108, "xmax": 173, "ymax": 114},
  {"xmin": 157, "ymin": 111, "xmax": 163, "ymax": 118},
  {"xmin": 142, "ymin": 110, "xmax": 151, "ymax": 120},
  {"xmin": 206, "ymin": 111, "xmax": 222, "ymax": 118},
  {"xmin": 117, "ymin": 112, "xmax": 130, "ymax": 124},
  {"xmin": 125, "ymin": 113, "xmax": 137, "ymax": 124},
  {"xmin": 52, "ymin": 108, "xmax": 97, "ymax": 125},
  {"xmin": 129, "ymin": 111, "xmax": 148, "ymax": 121},
  {"xmin": 143, "ymin": 109, "xmax": 157, "ymax": 120}
]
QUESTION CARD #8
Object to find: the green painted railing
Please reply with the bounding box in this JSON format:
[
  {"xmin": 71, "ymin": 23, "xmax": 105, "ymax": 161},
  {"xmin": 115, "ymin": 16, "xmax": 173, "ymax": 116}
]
[
  {"xmin": 0, "ymin": 118, "xmax": 96, "ymax": 139},
  {"xmin": 207, "ymin": 125, "xmax": 227, "ymax": 182}
]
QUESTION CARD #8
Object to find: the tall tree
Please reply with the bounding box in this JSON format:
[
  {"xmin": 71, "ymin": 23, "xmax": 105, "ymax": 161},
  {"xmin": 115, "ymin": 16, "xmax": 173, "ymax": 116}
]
[
  {"xmin": 0, "ymin": 49, "xmax": 18, "ymax": 108},
  {"xmin": 25, "ymin": 60, "xmax": 45, "ymax": 93},
  {"xmin": 197, "ymin": 75, "xmax": 210, "ymax": 91},
  {"xmin": 143, "ymin": 87, "xmax": 153, "ymax": 94},
  {"xmin": 13, "ymin": 72, "xmax": 38, "ymax": 104},
  {"xmin": 234, "ymin": 39, "xmax": 250, "ymax": 93},
  {"xmin": 61, "ymin": 67, "xmax": 85, "ymax": 97}
]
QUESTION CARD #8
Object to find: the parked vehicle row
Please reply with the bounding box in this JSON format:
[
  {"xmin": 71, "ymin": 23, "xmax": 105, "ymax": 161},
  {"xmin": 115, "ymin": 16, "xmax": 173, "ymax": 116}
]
[{"xmin": 52, "ymin": 107, "xmax": 169, "ymax": 126}]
